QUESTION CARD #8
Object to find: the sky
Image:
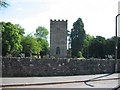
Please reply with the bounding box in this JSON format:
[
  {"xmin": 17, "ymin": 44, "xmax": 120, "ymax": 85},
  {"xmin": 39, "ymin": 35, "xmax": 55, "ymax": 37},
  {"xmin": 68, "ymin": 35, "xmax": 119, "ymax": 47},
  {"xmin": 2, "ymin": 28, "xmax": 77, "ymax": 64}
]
[{"xmin": 0, "ymin": 0, "xmax": 120, "ymax": 39}]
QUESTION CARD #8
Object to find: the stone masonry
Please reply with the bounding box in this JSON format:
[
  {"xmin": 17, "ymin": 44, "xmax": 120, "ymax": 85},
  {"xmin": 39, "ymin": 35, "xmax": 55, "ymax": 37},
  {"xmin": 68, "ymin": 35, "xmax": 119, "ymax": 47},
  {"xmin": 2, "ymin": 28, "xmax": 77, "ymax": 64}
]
[
  {"xmin": 2, "ymin": 57, "xmax": 120, "ymax": 77},
  {"xmin": 50, "ymin": 19, "xmax": 67, "ymax": 58}
]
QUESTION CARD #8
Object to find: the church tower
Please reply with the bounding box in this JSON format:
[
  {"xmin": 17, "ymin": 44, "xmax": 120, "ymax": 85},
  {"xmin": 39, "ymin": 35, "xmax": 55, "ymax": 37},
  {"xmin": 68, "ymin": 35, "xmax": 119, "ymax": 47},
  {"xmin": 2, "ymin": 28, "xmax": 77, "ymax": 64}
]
[{"xmin": 50, "ymin": 19, "xmax": 67, "ymax": 58}]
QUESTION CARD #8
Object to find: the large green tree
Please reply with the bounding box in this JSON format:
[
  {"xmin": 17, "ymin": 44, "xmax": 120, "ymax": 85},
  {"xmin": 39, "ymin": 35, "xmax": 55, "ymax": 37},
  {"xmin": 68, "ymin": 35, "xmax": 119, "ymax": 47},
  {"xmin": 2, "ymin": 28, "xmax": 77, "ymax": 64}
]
[
  {"xmin": 88, "ymin": 36, "xmax": 106, "ymax": 58},
  {"xmin": 21, "ymin": 35, "xmax": 41, "ymax": 57},
  {"xmin": 15, "ymin": 24, "xmax": 25, "ymax": 36},
  {"xmin": 82, "ymin": 34, "xmax": 94, "ymax": 58},
  {"xmin": 105, "ymin": 37, "xmax": 120, "ymax": 59},
  {"xmin": 37, "ymin": 38, "xmax": 49, "ymax": 58},
  {"xmin": 105, "ymin": 37, "xmax": 115, "ymax": 57},
  {"xmin": 34, "ymin": 26, "xmax": 49, "ymax": 58},
  {"xmin": 34, "ymin": 26, "xmax": 49, "ymax": 40},
  {"xmin": 71, "ymin": 18, "xmax": 86, "ymax": 58},
  {"xmin": 1, "ymin": 22, "xmax": 24, "ymax": 56}
]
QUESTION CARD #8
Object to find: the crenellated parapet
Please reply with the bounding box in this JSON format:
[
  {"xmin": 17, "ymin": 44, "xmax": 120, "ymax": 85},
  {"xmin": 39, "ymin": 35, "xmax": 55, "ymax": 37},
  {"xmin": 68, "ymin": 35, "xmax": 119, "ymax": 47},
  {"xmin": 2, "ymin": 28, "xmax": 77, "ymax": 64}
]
[
  {"xmin": 50, "ymin": 19, "xmax": 67, "ymax": 22},
  {"xmin": 50, "ymin": 19, "xmax": 67, "ymax": 28}
]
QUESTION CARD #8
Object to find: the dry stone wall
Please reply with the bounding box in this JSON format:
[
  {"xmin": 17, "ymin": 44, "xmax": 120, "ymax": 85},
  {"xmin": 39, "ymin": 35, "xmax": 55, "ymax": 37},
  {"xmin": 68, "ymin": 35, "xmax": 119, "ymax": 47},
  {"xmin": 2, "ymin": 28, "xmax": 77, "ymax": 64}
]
[{"xmin": 2, "ymin": 57, "xmax": 120, "ymax": 77}]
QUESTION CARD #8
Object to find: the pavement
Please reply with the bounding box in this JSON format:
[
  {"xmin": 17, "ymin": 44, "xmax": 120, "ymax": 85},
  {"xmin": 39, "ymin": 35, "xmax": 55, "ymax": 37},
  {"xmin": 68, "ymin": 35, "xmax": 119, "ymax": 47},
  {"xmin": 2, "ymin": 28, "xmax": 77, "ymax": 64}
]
[{"xmin": 0, "ymin": 73, "xmax": 120, "ymax": 88}]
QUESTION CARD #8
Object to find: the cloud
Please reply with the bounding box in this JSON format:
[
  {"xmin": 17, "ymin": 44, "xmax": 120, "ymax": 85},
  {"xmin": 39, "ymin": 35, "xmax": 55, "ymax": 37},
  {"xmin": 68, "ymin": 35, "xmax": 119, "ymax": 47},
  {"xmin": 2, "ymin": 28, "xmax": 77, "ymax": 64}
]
[
  {"xmin": 10, "ymin": 0, "xmax": 17, "ymax": 4},
  {"xmin": 18, "ymin": 13, "xmax": 50, "ymax": 35},
  {"xmin": 10, "ymin": 0, "xmax": 47, "ymax": 3},
  {"xmin": 2, "ymin": 0, "xmax": 120, "ymax": 38},
  {"xmin": 16, "ymin": 0, "xmax": 117, "ymax": 38},
  {"xmin": 17, "ymin": 7, "xmax": 23, "ymax": 11}
]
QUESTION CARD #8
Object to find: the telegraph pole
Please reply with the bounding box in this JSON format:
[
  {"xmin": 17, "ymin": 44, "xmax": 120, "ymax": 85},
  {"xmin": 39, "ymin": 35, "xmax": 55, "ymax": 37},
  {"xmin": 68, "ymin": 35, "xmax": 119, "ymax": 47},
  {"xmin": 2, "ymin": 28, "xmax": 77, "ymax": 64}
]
[{"xmin": 115, "ymin": 14, "xmax": 120, "ymax": 73}]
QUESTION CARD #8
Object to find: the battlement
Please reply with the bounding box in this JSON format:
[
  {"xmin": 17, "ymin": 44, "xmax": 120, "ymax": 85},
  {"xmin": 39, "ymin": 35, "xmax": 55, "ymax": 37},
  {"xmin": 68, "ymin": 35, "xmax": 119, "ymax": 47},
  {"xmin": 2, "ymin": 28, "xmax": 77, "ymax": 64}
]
[
  {"xmin": 50, "ymin": 19, "xmax": 67, "ymax": 58},
  {"xmin": 50, "ymin": 19, "xmax": 67, "ymax": 22}
]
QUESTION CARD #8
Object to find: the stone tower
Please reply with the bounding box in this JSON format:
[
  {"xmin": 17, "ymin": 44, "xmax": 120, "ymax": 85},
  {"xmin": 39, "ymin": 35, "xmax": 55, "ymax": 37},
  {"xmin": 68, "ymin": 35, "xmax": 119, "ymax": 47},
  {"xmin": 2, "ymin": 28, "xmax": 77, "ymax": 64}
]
[{"xmin": 50, "ymin": 19, "xmax": 67, "ymax": 58}]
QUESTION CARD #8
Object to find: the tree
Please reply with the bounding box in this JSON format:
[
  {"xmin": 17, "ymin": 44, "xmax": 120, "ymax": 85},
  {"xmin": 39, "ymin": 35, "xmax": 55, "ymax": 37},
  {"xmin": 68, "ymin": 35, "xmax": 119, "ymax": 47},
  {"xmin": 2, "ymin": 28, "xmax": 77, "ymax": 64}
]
[
  {"xmin": 105, "ymin": 37, "xmax": 115, "ymax": 57},
  {"xmin": 15, "ymin": 24, "xmax": 25, "ymax": 36},
  {"xmin": 1, "ymin": 22, "xmax": 23, "ymax": 56},
  {"xmin": 71, "ymin": 18, "xmax": 86, "ymax": 58},
  {"xmin": 34, "ymin": 26, "xmax": 49, "ymax": 58},
  {"xmin": 105, "ymin": 37, "xmax": 120, "ymax": 59},
  {"xmin": 82, "ymin": 34, "xmax": 94, "ymax": 58},
  {"xmin": 88, "ymin": 36, "xmax": 106, "ymax": 58},
  {"xmin": 21, "ymin": 35, "xmax": 41, "ymax": 57},
  {"xmin": 0, "ymin": 0, "xmax": 9, "ymax": 8},
  {"xmin": 37, "ymin": 39, "xmax": 49, "ymax": 58},
  {"xmin": 34, "ymin": 26, "xmax": 49, "ymax": 40}
]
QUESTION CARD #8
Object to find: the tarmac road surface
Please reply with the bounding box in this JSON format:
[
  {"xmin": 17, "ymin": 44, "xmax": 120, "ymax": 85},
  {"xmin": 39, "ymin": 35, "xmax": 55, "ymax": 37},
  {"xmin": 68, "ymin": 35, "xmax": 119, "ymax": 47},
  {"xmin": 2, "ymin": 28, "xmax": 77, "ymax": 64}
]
[{"xmin": 0, "ymin": 73, "xmax": 119, "ymax": 88}]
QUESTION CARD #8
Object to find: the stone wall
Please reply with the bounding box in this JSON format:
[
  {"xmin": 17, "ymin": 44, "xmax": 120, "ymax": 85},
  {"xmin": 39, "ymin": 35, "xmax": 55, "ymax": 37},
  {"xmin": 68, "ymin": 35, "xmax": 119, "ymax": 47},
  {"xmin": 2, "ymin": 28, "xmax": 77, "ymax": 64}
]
[{"xmin": 2, "ymin": 57, "xmax": 120, "ymax": 77}]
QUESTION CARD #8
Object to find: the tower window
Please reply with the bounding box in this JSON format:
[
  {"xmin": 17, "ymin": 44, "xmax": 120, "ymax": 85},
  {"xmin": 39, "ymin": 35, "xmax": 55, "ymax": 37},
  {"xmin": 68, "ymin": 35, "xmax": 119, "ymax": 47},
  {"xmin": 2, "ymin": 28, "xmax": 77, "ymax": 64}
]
[{"xmin": 56, "ymin": 47, "xmax": 60, "ymax": 55}]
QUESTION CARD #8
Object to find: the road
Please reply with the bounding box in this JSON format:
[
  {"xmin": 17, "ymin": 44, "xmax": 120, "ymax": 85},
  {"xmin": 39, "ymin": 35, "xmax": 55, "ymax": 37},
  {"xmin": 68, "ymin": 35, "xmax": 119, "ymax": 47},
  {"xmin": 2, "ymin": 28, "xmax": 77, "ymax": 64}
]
[{"xmin": 0, "ymin": 73, "xmax": 119, "ymax": 88}]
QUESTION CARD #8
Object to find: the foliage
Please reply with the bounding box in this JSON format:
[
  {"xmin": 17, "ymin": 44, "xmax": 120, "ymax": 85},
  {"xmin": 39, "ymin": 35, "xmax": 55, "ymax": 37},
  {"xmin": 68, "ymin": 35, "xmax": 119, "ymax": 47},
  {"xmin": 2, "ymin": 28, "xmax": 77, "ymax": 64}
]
[
  {"xmin": 81, "ymin": 35, "xmax": 120, "ymax": 59},
  {"xmin": 21, "ymin": 35, "xmax": 41, "ymax": 57},
  {"xmin": 118, "ymin": 37, "xmax": 120, "ymax": 59},
  {"xmin": 34, "ymin": 26, "xmax": 49, "ymax": 58},
  {"xmin": 34, "ymin": 26, "xmax": 49, "ymax": 40},
  {"xmin": 77, "ymin": 51, "xmax": 83, "ymax": 58},
  {"xmin": 82, "ymin": 34, "xmax": 94, "ymax": 58},
  {"xmin": 15, "ymin": 24, "xmax": 25, "ymax": 36},
  {"xmin": 105, "ymin": 37, "xmax": 115, "ymax": 56},
  {"xmin": 88, "ymin": 36, "xmax": 106, "ymax": 58},
  {"xmin": 105, "ymin": 37, "xmax": 120, "ymax": 59},
  {"xmin": 1, "ymin": 22, "xmax": 49, "ymax": 57},
  {"xmin": 0, "ymin": 0, "xmax": 9, "ymax": 8},
  {"xmin": 71, "ymin": 18, "xmax": 86, "ymax": 58},
  {"xmin": 37, "ymin": 38, "xmax": 49, "ymax": 58},
  {"xmin": 1, "ymin": 22, "xmax": 24, "ymax": 56},
  {"xmin": 1, "ymin": 20, "xmax": 120, "ymax": 59}
]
